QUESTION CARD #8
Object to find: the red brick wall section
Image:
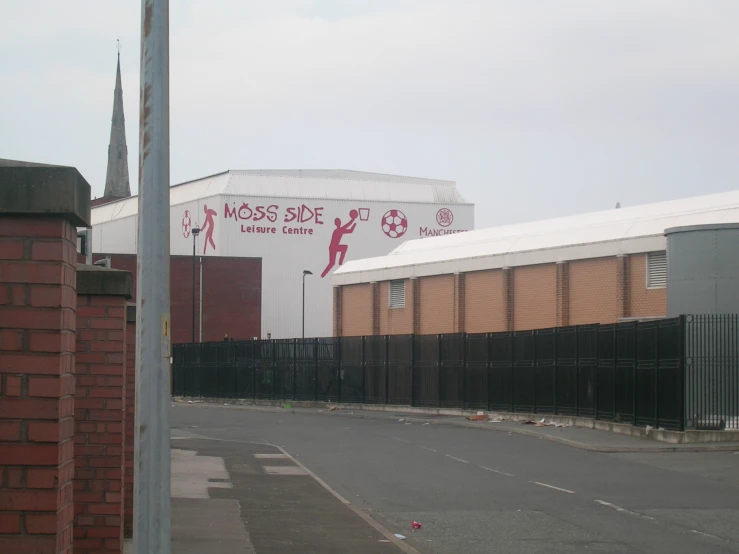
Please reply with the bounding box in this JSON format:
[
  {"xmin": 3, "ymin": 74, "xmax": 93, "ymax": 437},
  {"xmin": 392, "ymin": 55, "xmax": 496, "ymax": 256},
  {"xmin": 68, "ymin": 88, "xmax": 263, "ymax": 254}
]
[
  {"xmin": 513, "ymin": 264, "xmax": 556, "ymax": 331},
  {"xmin": 123, "ymin": 315, "xmax": 135, "ymax": 538},
  {"xmin": 0, "ymin": 216, "xmax": 77, "ymax": 554},
  {"xmin": 340, "ymin": 284, "xmax": 373, "ymax": 337},
  {"xmin": 74, "ymin": 295, "xmax": 127, "ymax": 553},
  {"xmin": 629, "ymin": 253, "xmax": 667, "ymax": 317},
  {"xmin": 377, "ymin": 281, "xmax": 414, "ymax": 336},
  {"xmin": 93, "ymin": 254, "xmax": 261, "ymax": 342}
]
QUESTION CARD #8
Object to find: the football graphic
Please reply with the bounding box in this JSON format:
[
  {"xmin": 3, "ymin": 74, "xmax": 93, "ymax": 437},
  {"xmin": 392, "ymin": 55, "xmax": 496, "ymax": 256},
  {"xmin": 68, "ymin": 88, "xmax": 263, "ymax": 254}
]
[{"xmin": 381, "ymin": 209, "xmax": 408, "ymax": 239}]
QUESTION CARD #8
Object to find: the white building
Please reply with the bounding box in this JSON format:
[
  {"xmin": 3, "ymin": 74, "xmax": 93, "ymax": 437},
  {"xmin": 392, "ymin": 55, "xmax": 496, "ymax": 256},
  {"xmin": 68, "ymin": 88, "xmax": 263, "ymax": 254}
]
[{"xmin": 91, "ymin": 169, "xmax": 474, "ymax": 338}]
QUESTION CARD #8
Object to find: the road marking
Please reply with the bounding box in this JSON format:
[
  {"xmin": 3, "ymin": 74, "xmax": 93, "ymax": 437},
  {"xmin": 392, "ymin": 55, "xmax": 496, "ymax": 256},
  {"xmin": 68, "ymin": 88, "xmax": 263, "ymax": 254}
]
[
  {"xmin": 254, "ymin": 453, "xmax": 288, "ymax": 459},
  {"xmin": 533, "ymin": 481, "xmax": 575, "ymax": 494},
  {"xmin": 480, "ymin": 465, "xmax": 514, "ymax": 477},
  {"xmin": 263, "ymin": 466, "xmax": 308, "ymax": 475},
  {"xmin": 393, "ymin": 437, "xmax": 410, "ymax": 443},
  {"xmin": 594, "ymin": 500, "xmax": 654, "ymax": 520},
  {"xmin": 690, "ymin": 529, "xmax": 721, "ymax": 540},
  {"xmin": 445, "ymin": 455, "xmax": 470, "ymax": 464},
  {"xmin": 419, "ymin": 446, "xmax": 437, "ymax": 453}
]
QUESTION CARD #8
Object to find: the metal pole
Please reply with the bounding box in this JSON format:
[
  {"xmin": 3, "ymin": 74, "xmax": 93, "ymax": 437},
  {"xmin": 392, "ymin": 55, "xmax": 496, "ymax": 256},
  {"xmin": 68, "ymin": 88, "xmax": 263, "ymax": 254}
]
[
  {"xmin": 191, "ymin": 231, "xmax": 196, "ymax": 343},
  {"xmin": 302, "ymin": 273, "xmax": 305, "ymax": 340},
  {"xmin": 199, "ymin": 257, "xmax": 203, "ymax": 342},
  {"xmin": 134, "ymin": 0, "xmax": 171, "ymax": 552}
]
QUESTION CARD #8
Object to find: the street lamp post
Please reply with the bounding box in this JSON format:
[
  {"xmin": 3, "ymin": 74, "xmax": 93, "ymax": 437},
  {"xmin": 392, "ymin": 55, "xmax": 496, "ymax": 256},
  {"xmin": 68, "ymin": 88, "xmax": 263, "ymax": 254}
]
[
  {"xmin": 302, "ymin": 270, "xmax": 313, "ymax": 339},
  {"xmin": 191, "ymin": 227, "xmax": 200, "ymax": 343}
]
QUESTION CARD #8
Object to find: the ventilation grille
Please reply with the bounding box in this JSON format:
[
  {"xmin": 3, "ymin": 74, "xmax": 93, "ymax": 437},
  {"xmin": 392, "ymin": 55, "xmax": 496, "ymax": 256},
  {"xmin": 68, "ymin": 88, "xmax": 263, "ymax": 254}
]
[
  {"xmin": 647, "ymin": 251, "xmax": 667, "ymax": 288},
  {"xmin": 389, "ymin": 280, "xmax": 405, "ymax": 308}
]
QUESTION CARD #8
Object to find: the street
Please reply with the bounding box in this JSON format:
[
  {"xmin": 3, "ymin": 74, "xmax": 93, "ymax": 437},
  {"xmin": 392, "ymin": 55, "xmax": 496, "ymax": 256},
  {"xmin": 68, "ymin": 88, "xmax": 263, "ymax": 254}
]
[{"xmin": 172, "ymin": 404, "xmax": 739, "ymax": 554}]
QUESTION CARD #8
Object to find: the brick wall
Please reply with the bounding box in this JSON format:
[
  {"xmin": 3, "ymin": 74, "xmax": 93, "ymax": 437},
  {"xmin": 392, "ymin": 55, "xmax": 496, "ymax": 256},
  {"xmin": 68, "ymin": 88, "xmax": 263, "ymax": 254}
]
[
  {"xmin": 378, "ymin": 281, "xmax": 413, "ymax": 335},
  {"xmin": 629, "ymin": 253, "xmax": 667, "ymax": 317},
  {"xmin": 419, "ymin": 275, "xmax": 454, "ymax": 335},
  {"xmin": 513, "ymin": 264, "xmax": 556, "ymax": 331},
  {"xmin": 464, "ymin": 270, "xmax": 506, "ymax": 333},
  {"xmin": 93, "ymin": 254, "xmax": 261, "ymax": 343},
  {"xmin": 0, "ymin": 217, "xmax": 77, "ymax": 554},
  {"xmin": 340, "ymin": 284, "xmax": 373, "ymax": 337},
  {"xmin": 74, "ymin": 295, "xmax": 127, "ymax": 553},
  {"xmin": 123, "ymin": 305, "xmax": 135, "ymax": 538},
  {"xmin": 337, "ymin": 254, "xmax": 670, "ymax": 336},
  {"xmin": 568, "ymin": 257, "xmax": 619, "ymax": 325}
]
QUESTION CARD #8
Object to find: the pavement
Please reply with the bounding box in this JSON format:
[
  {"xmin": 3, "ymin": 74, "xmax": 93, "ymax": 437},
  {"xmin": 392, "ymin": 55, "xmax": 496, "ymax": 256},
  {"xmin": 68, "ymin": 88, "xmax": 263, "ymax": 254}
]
[{"xmin": 168, "ymin": 402, "xmax": 739, "ymax": 554}]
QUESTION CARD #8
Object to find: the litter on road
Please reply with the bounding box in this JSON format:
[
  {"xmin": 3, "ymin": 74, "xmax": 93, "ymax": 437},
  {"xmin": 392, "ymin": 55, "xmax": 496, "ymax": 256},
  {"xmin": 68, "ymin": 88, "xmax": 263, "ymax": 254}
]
[
  {"xmin": 411, "ymin": 521, "xmax": 422, "ymax": 530},
  {"xmin": 394, "ymin": 534, "xmax": 406, "ymax": 540}
]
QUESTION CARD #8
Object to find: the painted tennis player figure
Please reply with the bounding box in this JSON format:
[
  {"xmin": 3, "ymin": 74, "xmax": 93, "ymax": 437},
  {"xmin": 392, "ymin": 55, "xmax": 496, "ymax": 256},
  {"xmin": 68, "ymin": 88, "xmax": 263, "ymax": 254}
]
[
  {"xmin": 321, "ymin": 210, "xmax": 358, "ymax": 278},
  {"xmin": 201, "ymin": 204, "xmax": 217, "ymax": 254}
]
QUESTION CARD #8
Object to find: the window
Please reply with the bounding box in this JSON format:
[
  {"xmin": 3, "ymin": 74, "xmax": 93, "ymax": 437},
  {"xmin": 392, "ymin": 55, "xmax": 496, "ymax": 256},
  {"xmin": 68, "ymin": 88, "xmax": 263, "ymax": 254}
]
[
  {"xmin": 646, "ymin": 251, "xmax": 667, "ymax": 288},
  {"xmin": 389, "ymin": 280, "xmax": 405, "ymax": 308}
]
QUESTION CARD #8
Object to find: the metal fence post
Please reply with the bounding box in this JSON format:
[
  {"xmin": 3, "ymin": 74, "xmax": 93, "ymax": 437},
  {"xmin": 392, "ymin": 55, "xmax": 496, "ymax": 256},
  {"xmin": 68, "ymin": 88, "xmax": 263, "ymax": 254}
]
[
  {"xmin": 613, "ymin": 326, "xmax": 618, "ymax": 421},
  {"xmin": 271, "ymin": 339, "xmax": 276, "ymax": 400},
  {"xmin": 232, "ymin": 342, "xmax": 237, "ymax": 400},
  {"xmin": 553, "ymin": 329, "xmax": 559, "ymax": 414},
  {"xmin": 384, "ymin": 335, "xmax": 390, "ymax": 404},
  {"xmin": 362, "ymin": 336, "xmax": 366, "ymax": 404},
  {"xmin": 314, "ymin": 338, "xmax": 319, "ymax": 402},
  {"xmin": 410, "ymin": 335, "xmax": 415, "ymax": 407},
  {"xmin": 575, "ymin": 327, "xmax": 580, "ymax": 416},
  {"xmin": 510, "ymin": 333, "xmax": 515, "ymax": 412},
  {"xmin": 533, "ymin": 330, "xmax": 538, "ymax": 414},
  {"xmin": 437, "ymin": 334, "xmax": 443, "ymax": 408},
  {"xmin": 654, "ymin": 320, "xmax": 660, "ymax": 428},
  {"xmin": 632, "ymin": 323, "xmax": 638, "ymax": 424},
  {"xmin": 462, "ymin": 333, "xmax": 468, "ymax": 410},
  {"xmin": 337, "ymin": 337, "xmax": 342, "ymax": 404},
  {"xmin": 252, "ymin": 341, "xmax": 257, "ymax": 400},
  {"xmin": 594, "ymin": 324, "xmax": 599, "ymax": 421},
  {"xmin": 679, "ymin": 315, "xmax": 686, "ymax": 431},
  {"xmin": 292, "ymin": 338, "xmax": 297, "ymax": 401}
]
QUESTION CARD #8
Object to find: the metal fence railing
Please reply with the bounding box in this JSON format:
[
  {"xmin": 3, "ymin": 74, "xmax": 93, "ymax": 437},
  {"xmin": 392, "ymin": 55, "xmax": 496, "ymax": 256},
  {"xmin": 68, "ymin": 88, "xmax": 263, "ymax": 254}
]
[{"xmin": 172, "ymin": 315, "xmax": 739, "ymax": 432}]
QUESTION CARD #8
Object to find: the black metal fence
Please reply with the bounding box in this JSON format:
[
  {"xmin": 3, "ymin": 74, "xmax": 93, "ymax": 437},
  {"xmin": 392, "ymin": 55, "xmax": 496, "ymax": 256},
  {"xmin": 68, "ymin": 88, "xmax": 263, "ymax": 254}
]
[{"xmin": 172, "ymin": 316, "xmax": 739, "ymax": 431}]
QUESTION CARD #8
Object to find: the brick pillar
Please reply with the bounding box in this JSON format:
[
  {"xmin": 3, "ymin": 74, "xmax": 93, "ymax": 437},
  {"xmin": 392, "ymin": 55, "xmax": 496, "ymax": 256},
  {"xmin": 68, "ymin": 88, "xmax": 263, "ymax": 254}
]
[
  {"xmin": 123, "ymin": 304, "xmax": 135, "ymax": 538},
  {"xmin": 333, "ymin": 286, "xmax": 343, "ymax": 337},
  {"xmin": 502, "ymin": 268, "xmax": 514, "ymax": 332},
  {"xmin": 410, "ymin": 278, "xmax": 421, "ymax": 335},
  {"xmin": 0, "ymin": 162, "xmax": 90, "ymax": 554},
  {"xmin": 370, "ymin": 282, "xmax": 380, "ymax": 336},
  {"xmin": 453, "ymin": 273, "xmax": 465, "ymax": 334},
  {"xmin": 73, "ymin": 266, "xmax": 132, "ymax": 554},
  {"xmin": 556, "ymin": 261, "xmax": 569, "ymax": 327},
  {"xmin": 616, "ymin": 255, "xmax": 629, "ymax": 320}
]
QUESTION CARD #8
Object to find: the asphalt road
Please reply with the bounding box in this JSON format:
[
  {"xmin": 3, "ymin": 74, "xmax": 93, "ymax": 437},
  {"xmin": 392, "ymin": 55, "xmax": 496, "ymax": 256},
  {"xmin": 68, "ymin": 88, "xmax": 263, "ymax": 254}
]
[{"xmin": 172, "ymin": 404, "xmax": 739, "ymax": 554}]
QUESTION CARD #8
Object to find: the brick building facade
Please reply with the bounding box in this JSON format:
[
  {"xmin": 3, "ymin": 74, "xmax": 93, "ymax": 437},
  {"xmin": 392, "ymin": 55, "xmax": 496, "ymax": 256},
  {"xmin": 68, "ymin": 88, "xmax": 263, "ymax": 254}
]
[
  {"xmin": 331, "ymin": 191, "xmax": 739, "ymax": 337},
  {"xmin": 91, "ymin": 254, "xmax": 261, "ymax": 344},
  {"xmin": 334, "ymin": 254, "xmax": 667, "ymax": 336}
]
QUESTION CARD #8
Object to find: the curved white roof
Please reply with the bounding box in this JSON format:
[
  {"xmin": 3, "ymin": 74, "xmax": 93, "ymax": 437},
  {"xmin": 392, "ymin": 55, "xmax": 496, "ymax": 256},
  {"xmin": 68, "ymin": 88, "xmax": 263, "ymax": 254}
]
[
  {"xmin": 333, "ymin": 190, "xmax": 739, "ymax": 285},
  {"xmin": 91, "ymin": 169, "xmax": 468, "ymax": 225}
]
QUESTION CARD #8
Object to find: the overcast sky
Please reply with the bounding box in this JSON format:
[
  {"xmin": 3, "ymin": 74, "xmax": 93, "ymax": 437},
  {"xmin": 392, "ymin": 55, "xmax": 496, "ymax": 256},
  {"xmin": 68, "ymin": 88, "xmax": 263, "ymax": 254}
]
[{"xmin": 2, "ymin": 1, "xmax": 737, "ymax": 227}]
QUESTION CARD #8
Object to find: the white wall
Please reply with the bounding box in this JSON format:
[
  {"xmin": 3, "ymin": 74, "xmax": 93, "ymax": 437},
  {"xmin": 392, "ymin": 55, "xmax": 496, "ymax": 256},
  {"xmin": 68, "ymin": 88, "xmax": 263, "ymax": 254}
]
[{"xmin": 94, "ymin": 195, "xmax": 474, "ymax": 338}]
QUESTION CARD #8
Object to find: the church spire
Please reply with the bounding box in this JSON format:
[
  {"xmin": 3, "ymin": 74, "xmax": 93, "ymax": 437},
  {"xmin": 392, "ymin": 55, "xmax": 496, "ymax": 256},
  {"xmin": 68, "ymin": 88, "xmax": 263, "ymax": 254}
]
[{"xmin": 104, "ymin": 42, "xmax": 131, "ymax": 199}]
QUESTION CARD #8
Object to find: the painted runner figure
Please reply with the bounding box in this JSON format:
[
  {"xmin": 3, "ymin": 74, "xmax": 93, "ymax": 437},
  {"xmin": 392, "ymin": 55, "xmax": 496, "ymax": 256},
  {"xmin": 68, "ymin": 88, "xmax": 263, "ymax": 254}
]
[{"xmin": 202, "ymin": 204, "xmax": 217, "ymax": 254}]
